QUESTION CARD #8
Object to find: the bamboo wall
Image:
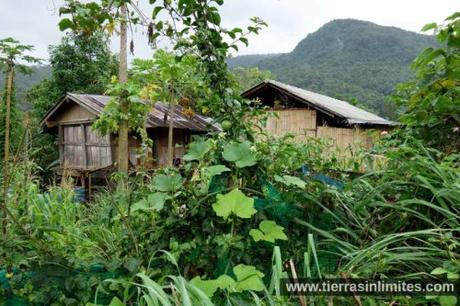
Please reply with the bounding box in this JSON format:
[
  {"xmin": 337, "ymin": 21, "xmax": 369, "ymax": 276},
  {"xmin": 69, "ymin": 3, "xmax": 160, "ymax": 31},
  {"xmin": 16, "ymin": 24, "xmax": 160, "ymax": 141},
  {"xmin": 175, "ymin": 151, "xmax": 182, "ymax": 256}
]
[
  {"xmin": 258, "ymin": 109, "xmax": 378, "ymax": 151},
  {"xmin": 317, "ymin": 126, "xmax": 375, "ymax": 150},
  {"xmin": 263, "ymin": 109, "xmax": 317, "ymax": 140}
]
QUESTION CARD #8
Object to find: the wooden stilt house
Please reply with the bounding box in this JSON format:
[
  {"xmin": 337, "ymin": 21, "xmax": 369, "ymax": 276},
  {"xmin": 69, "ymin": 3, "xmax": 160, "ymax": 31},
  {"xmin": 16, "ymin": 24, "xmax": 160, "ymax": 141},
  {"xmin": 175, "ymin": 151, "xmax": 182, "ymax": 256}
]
[{"xmin": 40, "ymin": 93, "xmax": 219, "ymax": 179}]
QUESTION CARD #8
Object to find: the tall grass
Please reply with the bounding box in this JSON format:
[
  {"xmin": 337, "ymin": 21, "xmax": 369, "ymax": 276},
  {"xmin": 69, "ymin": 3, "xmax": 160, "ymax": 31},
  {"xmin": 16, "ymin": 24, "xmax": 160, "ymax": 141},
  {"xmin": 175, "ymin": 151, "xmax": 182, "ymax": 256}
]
[{"xmin": 295, "ymin": 143, "xmax": 460, "ymax": 279}]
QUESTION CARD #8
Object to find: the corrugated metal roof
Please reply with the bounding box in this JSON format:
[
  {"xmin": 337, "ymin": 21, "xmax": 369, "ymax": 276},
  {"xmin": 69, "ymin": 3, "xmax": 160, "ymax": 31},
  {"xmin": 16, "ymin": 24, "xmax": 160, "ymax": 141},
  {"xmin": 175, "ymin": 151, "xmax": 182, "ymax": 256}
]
[
  {"xmin": 44, "ymin": 93, "xmax": 220, "ymax": 132},
  {"xmin": 243, "ymin": 80, "xmax": 394, "ymax": 126}
]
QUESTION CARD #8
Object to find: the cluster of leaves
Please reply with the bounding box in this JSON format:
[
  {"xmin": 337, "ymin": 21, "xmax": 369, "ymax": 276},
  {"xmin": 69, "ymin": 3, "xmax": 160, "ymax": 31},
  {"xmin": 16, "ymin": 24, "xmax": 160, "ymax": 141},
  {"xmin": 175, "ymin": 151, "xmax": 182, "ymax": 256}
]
[
  {"xmin": 392, "ymin": 12, "xmax": 460, "ymax": 151},
  {"xmin": 29, "ymin": 32, "xmax": 117, "ymax": 120},
  {"xmin": 295, "ymin": 139, "xmax": 460, "ymax": 306},
  {"xmin": 229, "ymin": 66, "xmax": 275, "ymax": 95},
  {"xmin": 92, "ymin": 78, "xmax": 151, "ymax": 144}
]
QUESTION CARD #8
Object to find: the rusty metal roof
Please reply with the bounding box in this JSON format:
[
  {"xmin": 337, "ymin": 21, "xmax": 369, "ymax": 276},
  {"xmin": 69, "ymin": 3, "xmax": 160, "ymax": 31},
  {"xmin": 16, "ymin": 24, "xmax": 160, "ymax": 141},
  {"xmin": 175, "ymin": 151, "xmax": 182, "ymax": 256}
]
[
  {"xmin": 242, "ymin": 80, "xmax": 394, "ymax": 126},
  {"xmin": 41, "ymin": 93, "xmax": 220, "ymax": 132}
]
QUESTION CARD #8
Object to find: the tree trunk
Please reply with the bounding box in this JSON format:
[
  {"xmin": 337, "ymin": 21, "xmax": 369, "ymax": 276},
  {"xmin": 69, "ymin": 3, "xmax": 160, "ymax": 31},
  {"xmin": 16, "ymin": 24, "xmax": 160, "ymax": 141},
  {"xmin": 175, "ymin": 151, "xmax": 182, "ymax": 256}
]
[
  {"xmin": 117, "ymin": 4, "xmax": 129, "ymax": 174},
  {"xmin": 167, "ymin": 96, "xmax": 176, "ymax": 166},
  {"xmin": 2, "ymin": 62, "xmax": 14, "ymax": 234}
]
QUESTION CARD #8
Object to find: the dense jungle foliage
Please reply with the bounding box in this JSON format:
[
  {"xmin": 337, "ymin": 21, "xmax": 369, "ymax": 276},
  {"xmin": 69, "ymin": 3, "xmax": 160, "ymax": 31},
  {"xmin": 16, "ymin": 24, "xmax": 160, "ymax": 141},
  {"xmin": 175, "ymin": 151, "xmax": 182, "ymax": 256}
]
[
  {"xmin": 228, "ymin": 19, "xmax": 438, "ymax": 118},
  {"xmin": 0, "ymin": 1, "xmax": 459, "ymax": 305}
]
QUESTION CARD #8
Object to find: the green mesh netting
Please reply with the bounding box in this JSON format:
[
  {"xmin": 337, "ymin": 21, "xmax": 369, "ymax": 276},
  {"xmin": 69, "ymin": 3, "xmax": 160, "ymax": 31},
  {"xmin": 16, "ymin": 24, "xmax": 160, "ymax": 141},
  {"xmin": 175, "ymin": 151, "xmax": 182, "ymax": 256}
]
[
  {"xmin": 208, "ymin": 174, "xmax": 229, "ymax": 194},
  {"xmin": 255, "ymin": 177, "xmax": 302, "ymax": 225}
]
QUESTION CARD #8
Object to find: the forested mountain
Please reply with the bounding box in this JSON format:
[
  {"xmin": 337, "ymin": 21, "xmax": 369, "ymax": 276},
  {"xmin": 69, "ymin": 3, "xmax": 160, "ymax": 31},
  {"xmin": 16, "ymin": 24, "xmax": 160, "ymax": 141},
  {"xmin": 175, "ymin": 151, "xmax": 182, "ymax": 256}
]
[
  {"xmin": 228, "ymin": 19, "xmax": 438, "ymax": 117},
  {"xmin": 0, "ymin": 65, "xmax": 51, "ymax": 109},
  {"xmin": 227, "ymin": 54, "xmax": 280, "ymax": 68}
]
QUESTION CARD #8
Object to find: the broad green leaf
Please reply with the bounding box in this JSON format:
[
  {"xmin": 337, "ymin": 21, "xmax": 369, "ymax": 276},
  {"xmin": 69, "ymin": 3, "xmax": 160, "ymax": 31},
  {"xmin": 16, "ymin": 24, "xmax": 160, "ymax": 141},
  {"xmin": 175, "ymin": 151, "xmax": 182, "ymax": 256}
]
[
  {"xmin": 216, "ymin": 275, "xmax": 237, "ymax": 289},
  {"xmin": 152, "ymin": 6, "xmax": 163, "ymax": 18},
  {"xmin": 190, "ymin": 275, "xmax": 236, "ymax": 298},
  {"xmin": 183, "ymin": 140, "xmax": 212, "ymax": 161},
  {"xmin": 222, "ymin": 141, "xmax": 257, "ymax": 168},
  {"xmin": 233, "ymin": 264, "xmax": 265, "ymax": 292},
  {"xmin": 421, "ymin": 22, "xmax": 437, "ymax": 32},
  {"xmin": 203, "ymin": 165, "xmax": 230, "ymax": 177},
  {"xmin": 250, "ymin": 220, "xmax": 288, "ymax": 243},
  {"xmin": 240, "ymin": 37, "xmax": 248, "ymax": 46},
  {"xmin": 438, "ymin": 296, "xmax": 457, "ymax": 306},
  {"xmin": 431, "ymin": 267, "xmax": 447, "ymax": 275},
  {"xmin": 58, "ymin": 18, "xmax": 74, "ymax": 31},
  {"xmin": 131, "ymin": 192, "xmax": 167, "ymax": 213},
  {"xmin": 447, "ymin": 272, "xmax": 459, "ymax": 280},
  {"xmin": 212, "ymin": 189, "xmax": 256, "ymax": 220},
  {"xmin": 108, "ymin": 297, "xmax": 125, "ymax": 306},
  {"xmin": 274, "ymin": 175, "xmax": 306, "ymax": 189},
  {"xmin": 445, "ymin": 12, "xmax": 460, "ymax": 21},
  {"xmin": 153, "ymin": 174, "xmax": 183, "ymax": 192},
  {"xmin": 190, "ymin": 277, "xmax": 220, "ymax": 298},
  {"xmin": 209, "ymin": 11, "xmax": 221, "ymax": 25}
]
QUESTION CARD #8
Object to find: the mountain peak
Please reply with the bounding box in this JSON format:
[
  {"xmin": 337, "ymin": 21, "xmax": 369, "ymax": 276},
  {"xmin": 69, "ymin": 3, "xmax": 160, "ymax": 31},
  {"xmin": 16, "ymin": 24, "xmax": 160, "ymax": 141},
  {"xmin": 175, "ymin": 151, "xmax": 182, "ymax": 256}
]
[{"xmin": 291, "ymin": 19, "xmax": 435, "ymax": 60}]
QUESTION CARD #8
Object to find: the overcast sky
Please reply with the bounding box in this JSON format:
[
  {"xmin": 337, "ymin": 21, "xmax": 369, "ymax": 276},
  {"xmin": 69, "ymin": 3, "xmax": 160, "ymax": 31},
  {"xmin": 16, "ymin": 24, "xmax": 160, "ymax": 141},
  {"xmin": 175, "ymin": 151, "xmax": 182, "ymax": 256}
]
[{"xmin": 0, "ymin": 0, "xmax": 458, "ymax": 62}]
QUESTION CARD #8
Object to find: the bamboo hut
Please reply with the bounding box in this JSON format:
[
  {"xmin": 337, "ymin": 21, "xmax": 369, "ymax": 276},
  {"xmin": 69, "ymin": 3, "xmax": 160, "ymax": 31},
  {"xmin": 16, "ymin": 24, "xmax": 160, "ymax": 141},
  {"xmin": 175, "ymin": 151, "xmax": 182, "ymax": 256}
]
[{"xmin": 242, "ymin": 80, "xmax": 394, "ymax": 149}]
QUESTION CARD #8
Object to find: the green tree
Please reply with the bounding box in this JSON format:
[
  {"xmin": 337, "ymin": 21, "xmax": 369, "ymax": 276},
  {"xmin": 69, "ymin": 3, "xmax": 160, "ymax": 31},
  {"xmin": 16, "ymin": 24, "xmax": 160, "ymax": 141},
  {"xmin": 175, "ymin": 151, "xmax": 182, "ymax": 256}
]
[
  {"xmin": 230, "ymin": 67, "xmax": 274, "ymax": 93},
  {"xmin": 393, "ymin": 12, "xmax": 460, "ymax": 151},
  {"xmin": 0, "ymin": 38, "xmax": 41, "ymax": 233},
  {"xmin": 30, "ymin": 32, "xmax": 117, "ymax": 119}
]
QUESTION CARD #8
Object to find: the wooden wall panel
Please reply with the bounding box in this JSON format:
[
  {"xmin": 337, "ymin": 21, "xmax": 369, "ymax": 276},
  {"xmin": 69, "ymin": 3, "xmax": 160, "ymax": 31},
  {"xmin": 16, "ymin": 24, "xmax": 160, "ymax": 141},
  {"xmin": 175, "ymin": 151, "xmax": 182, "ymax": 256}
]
[
  {"xmin": 61, "ymin": 124, "xmax": 112, "ymax": 170},
  {"xmin": 55, "ymin": 103, "xmax": 96, "ymax": 124}
]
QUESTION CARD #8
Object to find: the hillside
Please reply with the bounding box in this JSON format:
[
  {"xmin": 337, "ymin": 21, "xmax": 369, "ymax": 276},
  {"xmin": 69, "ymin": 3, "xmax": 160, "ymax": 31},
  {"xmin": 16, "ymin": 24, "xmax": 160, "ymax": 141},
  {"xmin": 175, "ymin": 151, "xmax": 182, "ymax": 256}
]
[
  {"xmin": 228, "ymin": 19, "xmax": 437, "ymax": 117},
  {"xmin": 0, "ymin": 65, "xmax": 51, "ymax": 110},
  {"xmin": 227, "ymin": 54, "xmax": 280, "ymax": 68}
]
